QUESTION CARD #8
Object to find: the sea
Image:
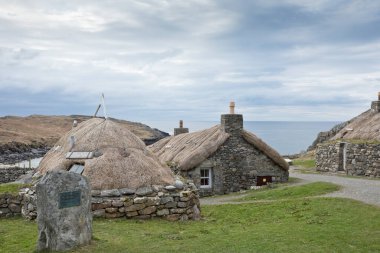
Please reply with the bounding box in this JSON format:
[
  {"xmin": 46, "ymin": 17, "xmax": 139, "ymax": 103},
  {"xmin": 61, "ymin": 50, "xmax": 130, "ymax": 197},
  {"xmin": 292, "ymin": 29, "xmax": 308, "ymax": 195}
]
[{"xmin": 145, "ymin": 121, "xmax": 341, "ymax": 155}]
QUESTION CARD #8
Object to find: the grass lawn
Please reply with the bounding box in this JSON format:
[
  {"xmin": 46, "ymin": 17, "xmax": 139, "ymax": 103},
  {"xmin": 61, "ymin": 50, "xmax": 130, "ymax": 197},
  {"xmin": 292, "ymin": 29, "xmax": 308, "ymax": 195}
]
[
  {"xmin": 235, "ymin": 182, "xmax": 340, "ymax": 202},
  {"xmin": 1, "ymin": 189, "xmax": 380, "ymax": 252},
  {"xmin": 293, "ymin": 159, "xmax": 316, "ymax": 169},
  {"xmin": 204, "ymin": 177, "xmax": 302, "ymax": 201},
  {"xmin": 0, "ymin": 183, "xmax": 28, "ymax": 194},
  {"xmin": 1, "ymin": 198, "xmax": 379, "ymax": 253}
]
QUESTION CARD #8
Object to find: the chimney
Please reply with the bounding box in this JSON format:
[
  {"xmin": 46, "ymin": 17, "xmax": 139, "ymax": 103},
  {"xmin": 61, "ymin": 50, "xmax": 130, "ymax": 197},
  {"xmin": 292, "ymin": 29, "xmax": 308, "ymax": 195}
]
[
  {"xmin": 371, "ymin": 92, "xmax": 380, "ymax": 112},
  {"xmin": 221, "ymin": 101, "xmax": 243, "ymax": 136},
  {"xmin": 174, "ymin": 120, "xmax": 189, "ymax": 136}
]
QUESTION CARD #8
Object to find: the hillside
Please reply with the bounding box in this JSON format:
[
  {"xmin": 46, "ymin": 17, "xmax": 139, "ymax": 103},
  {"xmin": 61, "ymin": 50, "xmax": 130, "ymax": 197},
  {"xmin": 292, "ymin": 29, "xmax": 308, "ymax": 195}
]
[{"xmin": 0, "ymin": 115, "xmax": 168, "ymax": 163}]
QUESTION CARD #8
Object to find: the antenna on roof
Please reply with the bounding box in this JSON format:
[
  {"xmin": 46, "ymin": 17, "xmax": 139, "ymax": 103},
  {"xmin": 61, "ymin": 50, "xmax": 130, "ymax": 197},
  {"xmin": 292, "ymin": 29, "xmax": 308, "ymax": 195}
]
[{"xmin": 93, "ymin": 93, "xmax": 108, "ymax": 119}]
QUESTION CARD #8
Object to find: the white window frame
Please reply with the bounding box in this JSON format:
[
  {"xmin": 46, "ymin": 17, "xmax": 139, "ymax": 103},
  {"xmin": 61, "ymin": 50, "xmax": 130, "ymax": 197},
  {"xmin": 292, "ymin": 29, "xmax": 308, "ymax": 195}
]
[{"xmin": 200, "ymin": 168, "xmax": 212, "ymax": 188}]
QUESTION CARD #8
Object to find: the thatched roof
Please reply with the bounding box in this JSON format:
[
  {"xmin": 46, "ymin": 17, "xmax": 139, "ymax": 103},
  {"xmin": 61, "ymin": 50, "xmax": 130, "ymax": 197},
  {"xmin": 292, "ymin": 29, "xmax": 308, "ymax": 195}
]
[
  {"xmin": 331, "ymin": 109, "xmax": 380, "ymax": 141},
  {"xmin": 38, "ymin": 118, "xmax": 174, "ymax": 190},
  {"xmin": 149, "ymin": 125, "xmax": 288, "ymax": 171}
]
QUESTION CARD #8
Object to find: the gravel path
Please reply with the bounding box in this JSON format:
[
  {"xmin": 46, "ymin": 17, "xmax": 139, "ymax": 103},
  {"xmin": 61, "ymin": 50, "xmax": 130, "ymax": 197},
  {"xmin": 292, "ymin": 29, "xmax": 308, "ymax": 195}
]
[
  {"xmin": 201, "ymin": 171, "xmax": 380, "ymax": 206},
  {"xmin": 290, "ymin": 171, "xmax": 380, "ymax": 207}
]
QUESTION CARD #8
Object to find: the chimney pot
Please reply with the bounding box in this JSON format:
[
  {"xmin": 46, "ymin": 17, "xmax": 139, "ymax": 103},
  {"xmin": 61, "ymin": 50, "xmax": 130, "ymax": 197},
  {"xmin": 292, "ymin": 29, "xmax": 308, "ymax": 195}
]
[
  {"xmin": 179, "ymin": 120, "xmax": 183, "ymax": 128},
  {"xmin": 229, "ymin": 101, "xmax": 235, "ymax": 114}
]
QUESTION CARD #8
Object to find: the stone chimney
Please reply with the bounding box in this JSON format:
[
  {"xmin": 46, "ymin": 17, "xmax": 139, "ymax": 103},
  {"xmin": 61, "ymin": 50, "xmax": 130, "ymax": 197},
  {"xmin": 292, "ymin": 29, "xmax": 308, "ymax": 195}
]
[
  {"xmin": 174, "ymin": 120, "xmax": 189, "ymax": 136},
  {"xmin": 221, "ymin": 101, "xmax": 243, "ymax": 136},
  {"xmin": 371, "ymin": 92, "xmax": 380, "ymax": 112}
]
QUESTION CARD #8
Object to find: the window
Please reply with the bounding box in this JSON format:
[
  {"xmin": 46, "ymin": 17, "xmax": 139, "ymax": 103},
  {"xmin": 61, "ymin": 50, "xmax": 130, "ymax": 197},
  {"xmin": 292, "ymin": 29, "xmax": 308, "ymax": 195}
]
[
  {"xmin": 200, "ymin": 168, "xmax": 212, "ymax": 188},
  {"xmin": 256, "ymin": 176, "xmax": 272, "ymax": 186},
  {"xmin": 69, "ymin": 164, "xmax": 85, "ymax": 174}
]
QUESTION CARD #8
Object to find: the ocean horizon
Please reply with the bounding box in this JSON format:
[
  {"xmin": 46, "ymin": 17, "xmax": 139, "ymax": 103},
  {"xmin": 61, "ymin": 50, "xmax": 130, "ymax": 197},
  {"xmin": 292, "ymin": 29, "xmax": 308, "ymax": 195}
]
[{"xmin": 145, "ymin": 120, "xmax": 341, "ymax": 155}]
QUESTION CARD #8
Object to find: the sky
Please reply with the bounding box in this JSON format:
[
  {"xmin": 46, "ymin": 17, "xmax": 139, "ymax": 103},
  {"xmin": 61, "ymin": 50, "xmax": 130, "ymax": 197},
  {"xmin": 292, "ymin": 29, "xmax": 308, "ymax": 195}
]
[{"xmin": 0, "ymin": 0, "xmax": 380, "ymax": 123}]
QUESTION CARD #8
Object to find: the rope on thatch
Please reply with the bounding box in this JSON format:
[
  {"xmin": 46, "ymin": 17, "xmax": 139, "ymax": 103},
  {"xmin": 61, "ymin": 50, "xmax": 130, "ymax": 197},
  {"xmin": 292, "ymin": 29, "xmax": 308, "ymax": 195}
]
[
  {"xmin": 149, "ymin": 125, "xmax": 230, "ymax": 171},
  {"xmin": 241, "ymin": 130, "xmax": 289, "ymax": 171},
  {"xmin": 38, "ymin": 118, "xmax": 175, "ymax": 190}
]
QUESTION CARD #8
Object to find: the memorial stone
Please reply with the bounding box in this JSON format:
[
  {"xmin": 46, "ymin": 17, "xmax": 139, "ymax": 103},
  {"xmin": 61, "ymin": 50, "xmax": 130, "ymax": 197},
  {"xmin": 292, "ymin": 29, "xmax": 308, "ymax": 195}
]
[{"xmin": 36, "ymin": 171, "xmax": 92, "ymax": 252}]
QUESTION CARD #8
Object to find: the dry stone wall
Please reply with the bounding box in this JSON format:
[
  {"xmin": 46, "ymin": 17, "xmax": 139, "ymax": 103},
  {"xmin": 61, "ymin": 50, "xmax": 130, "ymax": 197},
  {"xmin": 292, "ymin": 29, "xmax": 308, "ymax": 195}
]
[
  {"xmin": 315, "ymin": 143, "xmax": 340, "ymax": 172},
  {"xmin": 0, "ymin": 193, "xmax": 22, "ymax": 217},
  {"xmin": 0, "ymin": 167, "xmax": 34, "ymax": 183},
  {"xmin": 316, "ymin": 142, "xmax": 380, "ymax": 177},
  {"xmin": 2, "ymin": 182, "xmax": 201, "ymax": 221},
  {"xmin": 90, "ymin": 184, "xmax": 200, "ymax": 221}
]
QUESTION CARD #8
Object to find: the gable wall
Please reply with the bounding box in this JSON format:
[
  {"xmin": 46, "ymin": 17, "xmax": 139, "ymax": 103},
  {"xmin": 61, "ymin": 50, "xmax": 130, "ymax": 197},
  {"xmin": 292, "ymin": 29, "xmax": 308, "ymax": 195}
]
[{"xmin": 184, "ymin": 134, "xmax": 288, "ymax": 196}]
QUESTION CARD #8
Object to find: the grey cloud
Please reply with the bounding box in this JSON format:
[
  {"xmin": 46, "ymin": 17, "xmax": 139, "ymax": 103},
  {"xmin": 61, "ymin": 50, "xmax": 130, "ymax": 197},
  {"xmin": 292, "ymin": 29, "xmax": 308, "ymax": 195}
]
[{"xmin": 0, "ymin": 0, "xmax": 379, "ymax": 122}]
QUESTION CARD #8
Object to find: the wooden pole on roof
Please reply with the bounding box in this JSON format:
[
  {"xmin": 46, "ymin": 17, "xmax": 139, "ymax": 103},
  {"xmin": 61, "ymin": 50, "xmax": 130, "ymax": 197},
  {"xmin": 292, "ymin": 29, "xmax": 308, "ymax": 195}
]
[
  {"xmin": 102, "ymin": 93, "xmax": 108, "ymax": 119},
  {"xmin": 94, "ymin": 104, "xmax": 101, "ymax": 117}
]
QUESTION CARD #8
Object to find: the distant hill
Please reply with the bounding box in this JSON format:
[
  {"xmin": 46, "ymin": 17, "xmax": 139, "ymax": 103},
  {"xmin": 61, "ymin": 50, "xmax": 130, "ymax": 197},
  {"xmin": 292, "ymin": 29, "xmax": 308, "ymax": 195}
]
[
  {"xmin": 0, "ymin": 115, "xmax": 169, "ymax": 155},
  {"xmin": 308, "ymin": 109, "xmax": 380, "ymax": 150}
]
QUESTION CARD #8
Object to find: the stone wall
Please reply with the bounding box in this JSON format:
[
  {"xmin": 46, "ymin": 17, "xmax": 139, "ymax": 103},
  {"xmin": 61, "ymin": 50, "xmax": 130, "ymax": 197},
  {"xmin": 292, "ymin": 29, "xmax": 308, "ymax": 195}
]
[
  {"xmin": 0, "ymin": 167, "xmax": 34, "ymax": 183},
  {"xmin": 6, "ymin": 182, "xmax": 201, "ymax": 221},
  {"xmin": 316, "ymin": 142, "xmax": 380, "ymax": 177},
  {"xmin": 0, "ymin": 193, "xmax": 22, "ymax": 217},
  {"xmin": 315, "ymin": 143, "xmax": 340, "ymax": 172}
]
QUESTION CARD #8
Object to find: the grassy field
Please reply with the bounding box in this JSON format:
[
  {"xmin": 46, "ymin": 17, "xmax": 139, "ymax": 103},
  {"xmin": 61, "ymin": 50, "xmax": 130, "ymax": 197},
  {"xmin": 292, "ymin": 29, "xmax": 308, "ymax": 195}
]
[
  {"xmin": 1, "ymin": 182, "xmax": 380, "ymax": 253},
  {"xmin": 293, "ymin": 159, "xmax": 316, "ymax": 169},
  {"xmin": 0, "ymin": 183, "xmax": 27, "ymax": 194},
  {"xmin": 235, "ymin": 182, "xmax": 340, "ymax": 202}
]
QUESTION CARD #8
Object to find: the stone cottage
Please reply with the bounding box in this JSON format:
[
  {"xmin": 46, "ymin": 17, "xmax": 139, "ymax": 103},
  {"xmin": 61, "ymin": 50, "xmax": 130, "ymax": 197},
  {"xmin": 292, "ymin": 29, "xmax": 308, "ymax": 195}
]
[
  {"xmin": 21, "ymin": 117, "xmax": 200, "ymax": 221},
  {"xmin": 149, "ymin": 102, "xmax": 289, "ymax": 196},
  {"xmin": 316, "ymin": 92, "xmax": 380, "ymax": 178}
]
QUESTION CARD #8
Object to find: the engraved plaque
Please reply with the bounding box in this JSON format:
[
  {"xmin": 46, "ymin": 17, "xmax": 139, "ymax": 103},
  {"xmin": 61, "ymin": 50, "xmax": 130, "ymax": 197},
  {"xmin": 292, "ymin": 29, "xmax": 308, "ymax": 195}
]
[{"xmin": 59, "ymin": 190, "xmax": 81, "ymax": 209}]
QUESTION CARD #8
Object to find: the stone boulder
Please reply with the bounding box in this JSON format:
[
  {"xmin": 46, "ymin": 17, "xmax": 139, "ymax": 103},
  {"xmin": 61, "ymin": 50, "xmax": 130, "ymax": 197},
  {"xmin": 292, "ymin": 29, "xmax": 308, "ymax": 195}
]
[{"xmin": 36, "ymin": 171, "xmax": 92, "ymax": 252}]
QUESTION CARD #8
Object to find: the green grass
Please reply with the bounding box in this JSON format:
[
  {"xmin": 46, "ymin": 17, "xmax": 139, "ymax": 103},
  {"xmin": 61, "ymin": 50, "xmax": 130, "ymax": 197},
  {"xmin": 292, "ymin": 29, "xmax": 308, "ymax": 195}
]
[
  {"xmin": 204, "ymin": 177, "xmax": 302, "ymax": 200},
  {"xmin": 0, "ymin": 183, "xmax": 28, "ymax": 194},
  {"xmin": 1, "ymin": 198, "xmax": 380, "ymax": 253},
  {"xmin": 235, "ymin": 182, "xmax": 340, "ymax": 202},
  {"xmin": 293, "ymin": 159, "xmax": 316, "ymax": 169}
]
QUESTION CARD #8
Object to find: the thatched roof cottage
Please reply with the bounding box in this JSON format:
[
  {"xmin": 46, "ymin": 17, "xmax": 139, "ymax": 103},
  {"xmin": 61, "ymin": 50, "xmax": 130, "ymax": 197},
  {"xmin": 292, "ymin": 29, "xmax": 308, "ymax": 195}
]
[
  {"xmin": 38, "ymin": 117, "xmax": 174, "ymax": 190},
  {"xmin": 316, "ymin": 92, "xmax": 380, "ymax": 178},
  {"xmin": 26, "ymin": 118, "xmax": 200, "ymax": 221},
  {"xmin": 149, "ymin": 102, "xmax": 289, "ymax": 196}
]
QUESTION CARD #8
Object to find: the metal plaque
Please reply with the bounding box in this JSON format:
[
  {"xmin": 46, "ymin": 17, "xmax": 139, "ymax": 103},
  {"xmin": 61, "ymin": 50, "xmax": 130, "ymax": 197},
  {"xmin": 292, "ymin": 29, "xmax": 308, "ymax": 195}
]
[{"xmin": 59, "ymin": 190, "xmax": 81, "ymax": 209}]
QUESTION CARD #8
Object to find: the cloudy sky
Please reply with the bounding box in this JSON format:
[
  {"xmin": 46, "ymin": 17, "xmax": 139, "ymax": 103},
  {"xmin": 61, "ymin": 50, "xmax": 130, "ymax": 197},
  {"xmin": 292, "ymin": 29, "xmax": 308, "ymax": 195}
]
[{"xmin": 0, "ymin": 0, "xmax": 380, "ymax": 123}]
